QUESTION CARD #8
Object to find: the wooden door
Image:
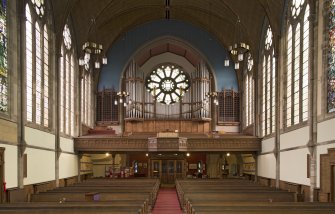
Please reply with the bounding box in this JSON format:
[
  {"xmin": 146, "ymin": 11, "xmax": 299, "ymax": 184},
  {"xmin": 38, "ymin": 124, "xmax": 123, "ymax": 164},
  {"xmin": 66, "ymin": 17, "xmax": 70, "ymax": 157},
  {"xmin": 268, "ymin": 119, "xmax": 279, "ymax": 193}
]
[
  {"xmin": 161, "ymin": 160, "xmax": 168, "ymax": 184},
  {"xmin": 332, "ymin": 165, "xmax": 335, "ymax": 202},
  {"xmin": 152, "ymin": 160, "xmax": 161, "ymax": 179},
  {"xmin": 167, "ymin": 160, "xmax": 175, "ymax": 184},
  {"xmin": 175, "ymin": 160, "xmax": 183, "ymax": 179},
  {"xmin": 151, "ymin": 158, "xmax": 184, "ymax": 184}
]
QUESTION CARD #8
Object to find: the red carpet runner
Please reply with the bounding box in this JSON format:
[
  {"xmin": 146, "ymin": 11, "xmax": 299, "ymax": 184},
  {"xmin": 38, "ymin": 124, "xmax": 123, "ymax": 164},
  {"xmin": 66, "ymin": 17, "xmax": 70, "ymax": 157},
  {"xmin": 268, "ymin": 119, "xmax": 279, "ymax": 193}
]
[{"xmin": 152, "ymin": 188, "xmax": 182, "ymax": 214}]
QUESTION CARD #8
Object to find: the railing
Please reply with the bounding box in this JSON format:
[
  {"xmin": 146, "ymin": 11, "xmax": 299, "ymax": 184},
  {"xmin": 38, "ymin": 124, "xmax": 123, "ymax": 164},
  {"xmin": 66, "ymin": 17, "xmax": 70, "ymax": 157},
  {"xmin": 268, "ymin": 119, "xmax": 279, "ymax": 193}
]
[
  {"xmin": 74, "ymin": 138, "xmax": 148, "ymax": 152},
  {"xmin": 187, "ymin": 136, "xmax": 260, "ymax": 151}
]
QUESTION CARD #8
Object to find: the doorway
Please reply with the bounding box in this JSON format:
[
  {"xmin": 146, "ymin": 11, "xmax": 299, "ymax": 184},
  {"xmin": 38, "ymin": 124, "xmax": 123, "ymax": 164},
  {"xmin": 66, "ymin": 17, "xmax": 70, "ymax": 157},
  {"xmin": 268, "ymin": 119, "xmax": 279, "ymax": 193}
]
[{"xmin": 150, "ymin": 158, "xmax": 184, "ymax": 184}]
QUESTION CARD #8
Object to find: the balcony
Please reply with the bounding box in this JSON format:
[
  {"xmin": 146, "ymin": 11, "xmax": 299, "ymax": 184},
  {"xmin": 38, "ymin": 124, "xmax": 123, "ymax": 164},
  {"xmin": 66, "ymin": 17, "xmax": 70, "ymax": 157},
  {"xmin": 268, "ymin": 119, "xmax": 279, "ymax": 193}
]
[{"xmin": 74, "ymin": 134, "xmax": 260, "ymax": 152}]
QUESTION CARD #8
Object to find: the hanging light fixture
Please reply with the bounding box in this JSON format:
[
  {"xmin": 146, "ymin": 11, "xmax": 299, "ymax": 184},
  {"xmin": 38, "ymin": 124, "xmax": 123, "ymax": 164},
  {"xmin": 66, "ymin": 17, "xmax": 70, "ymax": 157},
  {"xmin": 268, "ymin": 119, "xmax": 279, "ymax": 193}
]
[
  {"xmin": 224, "ymin": 57, "xmax": 230, "ymax": 67},
  {"xmin": 206, "ymin": 91, "xmax": 219, "ymax": 106},
  {"xmin": 226, "ymin": 17, "xmax": 250, "ymax": 69},
  {"xmin": 234, "ymin": 62, "xmax": 239, "ymax": 70},
  {"xmin": 79, "ymin": 17, "xmax": 107, "ymax": 70},
  {"xmin": 115, "ymin": 91, "xmax": 130, "ymax": 106}
]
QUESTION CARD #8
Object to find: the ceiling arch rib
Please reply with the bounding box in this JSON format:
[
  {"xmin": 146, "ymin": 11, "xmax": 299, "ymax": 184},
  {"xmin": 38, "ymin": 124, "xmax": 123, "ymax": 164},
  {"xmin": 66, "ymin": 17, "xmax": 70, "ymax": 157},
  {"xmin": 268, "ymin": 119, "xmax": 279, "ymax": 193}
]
[{"xmin": 135, "ymin": 42, "xmax": 200, "ymax": 67}]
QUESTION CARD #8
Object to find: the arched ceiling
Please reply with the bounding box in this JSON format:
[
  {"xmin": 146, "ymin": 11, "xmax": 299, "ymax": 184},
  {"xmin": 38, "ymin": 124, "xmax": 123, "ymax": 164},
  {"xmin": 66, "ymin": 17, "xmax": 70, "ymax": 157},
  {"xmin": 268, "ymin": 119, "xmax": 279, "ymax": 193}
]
[
  {"xmin": 51, "ymin": 0, "xmax": 285, "ymax": 59},
  {"xmin": 135, "ymin": 41, "xmax": 201, "ymax": 67}
]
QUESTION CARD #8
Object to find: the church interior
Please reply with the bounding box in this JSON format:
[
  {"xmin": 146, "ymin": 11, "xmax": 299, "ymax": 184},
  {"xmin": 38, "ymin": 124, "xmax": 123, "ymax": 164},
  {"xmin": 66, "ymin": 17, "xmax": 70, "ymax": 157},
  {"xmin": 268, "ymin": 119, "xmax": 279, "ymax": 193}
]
[{"xmin": 1, "ymin": 0, "xmax": 335, "ymax": 213}]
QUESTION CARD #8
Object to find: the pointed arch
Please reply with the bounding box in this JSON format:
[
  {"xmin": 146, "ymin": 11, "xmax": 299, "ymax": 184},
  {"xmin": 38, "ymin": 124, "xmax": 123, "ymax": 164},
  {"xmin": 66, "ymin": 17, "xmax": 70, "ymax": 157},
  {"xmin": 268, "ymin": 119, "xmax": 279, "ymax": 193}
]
[
  {"xmin": 60, "ymin": 21, "xmax": 77, "ymax": 136},
  {"xmin": 25, "ymin": 0, "xmax": 52, "ymax": 127},
  {"xmin": 260, "ymin": 23, "xmax": 276, "ymax": 137},
  {"xmin": 244, "ymin": 53, "xmax": 254, "ymax": 127},
  {"xmin": 285, "ymin": 0, "xmax": 310, "ymax": 127}
]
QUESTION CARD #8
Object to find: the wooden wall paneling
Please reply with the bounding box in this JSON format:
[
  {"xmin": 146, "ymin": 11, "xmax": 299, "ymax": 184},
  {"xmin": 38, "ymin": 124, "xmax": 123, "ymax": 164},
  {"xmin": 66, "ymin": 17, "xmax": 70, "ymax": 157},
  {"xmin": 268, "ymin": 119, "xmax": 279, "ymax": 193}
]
[
  {"xmin": 0, "ymin": 148, "xmax": 4, "ymax": 203},
  {"xmin": 320, "ymin": 154, "xmax": 330, "ymax": 202},
  {"xmin": 181, "ymin": 121, "xmax": 185, "ymax": 132},
  {"xmin": 204, "ymin": 122, "xmax": 210, "ymax": 132},
  {"xmin": 137, "ymin": 121, "xmax": 143, "ymax": 132},
  {"xmin": 192, "ymin": 122, "xmax": 198, "ymax": 133},
  {"xmin": 332, "ymin": 165, "xmax": 335, "ymax": 202}
]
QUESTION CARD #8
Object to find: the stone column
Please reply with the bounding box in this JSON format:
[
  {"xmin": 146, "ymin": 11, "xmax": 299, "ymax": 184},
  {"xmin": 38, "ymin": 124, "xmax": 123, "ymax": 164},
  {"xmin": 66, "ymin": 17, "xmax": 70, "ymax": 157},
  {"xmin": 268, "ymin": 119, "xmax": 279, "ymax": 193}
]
[
  {"xmin": 17, "ymin": 0, "xmax": 25, "ymax": 188},
  {"xmin": 275, "ymin": 35, "xmax": 281, "ymax": 189},
  {"xmin": 308, "ymin": 7, "xmax": 318, "ymax": 202}
]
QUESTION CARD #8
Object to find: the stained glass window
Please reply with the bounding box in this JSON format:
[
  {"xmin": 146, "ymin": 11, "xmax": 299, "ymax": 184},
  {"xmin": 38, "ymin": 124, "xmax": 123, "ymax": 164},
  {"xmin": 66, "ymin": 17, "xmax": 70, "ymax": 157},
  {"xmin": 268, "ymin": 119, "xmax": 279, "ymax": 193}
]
[
  {"xmin": 261, "ymin": 25, "xmax": 276, "ymax": 137},
  {"xmin": 328, "ymin": 0, "xmax": 335, "ymax": 113},
  {"xmin": 25, "ymin": 2, "xmax": 50, "ymax": 126},
  {"xmin": 146, "ymin": 64, "xmax": 190, "ymax": 105},
  {"xmin": 286, "ymin": 0, "xmax": 310, "ymax": 126},
  {"xmin": 0, "ymin": 0, "xmax": 7, "ymax": 112}
]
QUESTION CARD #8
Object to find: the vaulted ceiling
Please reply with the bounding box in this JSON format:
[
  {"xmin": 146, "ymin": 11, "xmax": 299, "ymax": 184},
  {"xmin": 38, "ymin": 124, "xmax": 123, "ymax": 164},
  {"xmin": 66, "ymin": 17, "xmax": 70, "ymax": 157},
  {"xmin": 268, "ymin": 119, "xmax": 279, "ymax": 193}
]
[{"xmin": 51, "ymin": 0, "xmax": 285, "ymax": 62}]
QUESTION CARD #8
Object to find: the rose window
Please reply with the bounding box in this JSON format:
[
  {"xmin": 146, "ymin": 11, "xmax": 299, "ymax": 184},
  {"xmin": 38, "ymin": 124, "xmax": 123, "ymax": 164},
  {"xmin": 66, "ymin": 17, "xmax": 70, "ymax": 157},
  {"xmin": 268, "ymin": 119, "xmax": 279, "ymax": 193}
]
[{"xmin": 146, "ymin": 64, "xmax": 190, "ymax": 105}]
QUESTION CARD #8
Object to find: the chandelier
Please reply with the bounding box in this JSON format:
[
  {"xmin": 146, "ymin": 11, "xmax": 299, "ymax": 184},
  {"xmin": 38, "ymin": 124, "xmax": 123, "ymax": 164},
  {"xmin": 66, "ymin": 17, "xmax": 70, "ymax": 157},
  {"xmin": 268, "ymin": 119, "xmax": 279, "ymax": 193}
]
[
  {"xmin": 205, "ymin": 92, "xmax": 219, "ymax": 106},
  {"xmin": 225, "ymin": 18, "xmax": 250, "ymax": 70},
  {"xmin": 114, "ymin": 91, "xmax": 130, "ymax": 107},
  {"xmin": 79, "ymin": 18, "xmax": 107, "ymax": 70}
]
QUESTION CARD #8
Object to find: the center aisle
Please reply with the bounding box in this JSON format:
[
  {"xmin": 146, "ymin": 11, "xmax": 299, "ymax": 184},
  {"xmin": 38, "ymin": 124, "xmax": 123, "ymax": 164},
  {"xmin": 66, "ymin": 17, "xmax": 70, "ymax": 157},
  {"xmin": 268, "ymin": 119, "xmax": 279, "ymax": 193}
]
[{"xmin": 152, "ymin": 188, "xmax": 182, "ymax": 214}]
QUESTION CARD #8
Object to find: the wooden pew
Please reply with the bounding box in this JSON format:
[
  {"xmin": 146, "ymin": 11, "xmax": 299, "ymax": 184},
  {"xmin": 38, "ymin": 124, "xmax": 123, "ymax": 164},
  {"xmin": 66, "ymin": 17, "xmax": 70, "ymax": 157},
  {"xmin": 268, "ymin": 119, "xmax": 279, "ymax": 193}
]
[
  {"xmin": 176, "ymin": 179, "xmax": 335, "ymax": 214},
  {"xmin": 0, "ymin": 203, "xmax": 145, "ymax": 214},
  {"xmin": 176, "ymin": 179, "xmax": 297, "ymax": 209},
  {"xmin": 0, "ymin": 178, "xmax": 161, "ymax": 214}
]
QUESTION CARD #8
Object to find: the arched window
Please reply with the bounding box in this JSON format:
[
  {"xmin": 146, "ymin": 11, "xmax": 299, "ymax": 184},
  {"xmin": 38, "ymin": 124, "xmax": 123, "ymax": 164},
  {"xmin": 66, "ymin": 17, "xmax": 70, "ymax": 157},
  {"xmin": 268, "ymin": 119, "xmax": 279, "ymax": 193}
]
[
  {"xmin": 81, "ymin": 52, "xmax": 92, "ymax": 126},
  {"xmin": 286, "ymin": 0, "xmax": 310, "ymax": 126},
  {"xmin": 25, "ymin": 0, "xmax": 50, "ymax": 127},
  {"xmin": 0, "ymin": 0, "xmax": 7, "ymax": 113},
  {"xmin": 60, "ymin": 23, "xmax": 76, "ymax": 136},
  {"xmin": 328, "ymin": 0, "xmax": 335, "ymax": 113},
  {"xmin": 261, "ymin": 25, "xmax": 276, "ymax": 137},
  {"xmin": 81, "ymin": 70, "xmax": 92, "ymax": 126},
  {"xmin": 245, "ymin": 53, "xmax": 254, "ymax": 127}
]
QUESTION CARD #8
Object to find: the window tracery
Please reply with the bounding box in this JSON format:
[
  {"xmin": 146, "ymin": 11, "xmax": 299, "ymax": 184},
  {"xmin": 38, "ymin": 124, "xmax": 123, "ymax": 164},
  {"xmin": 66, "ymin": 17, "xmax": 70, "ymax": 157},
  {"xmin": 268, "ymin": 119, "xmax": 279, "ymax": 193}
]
[
  {"xmin": 285, "ymin": 0, "xmax": 310, "ymax": 126},
  {"xmin": 25, "ymin": 1, "xmax": 50, "ymax": 127},
  {"xmin": 146, "ymin": 64, "xmax": 190, "ymax": 105},
  {"xmin": 60, "ymin": 23, "xmax": 76, "ymax": 136},
  {"xmin": 261, "ymin": 25, "xmax": 276, "ymax": 136}
]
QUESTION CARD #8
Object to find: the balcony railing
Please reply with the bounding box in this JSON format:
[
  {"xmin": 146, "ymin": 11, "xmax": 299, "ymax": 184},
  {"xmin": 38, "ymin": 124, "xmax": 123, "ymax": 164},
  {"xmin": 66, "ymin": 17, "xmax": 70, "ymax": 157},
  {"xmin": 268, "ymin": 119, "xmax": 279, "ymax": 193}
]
[{"xmin": 74, "ymin": 135, "xmax": 260, "ymax": 152}]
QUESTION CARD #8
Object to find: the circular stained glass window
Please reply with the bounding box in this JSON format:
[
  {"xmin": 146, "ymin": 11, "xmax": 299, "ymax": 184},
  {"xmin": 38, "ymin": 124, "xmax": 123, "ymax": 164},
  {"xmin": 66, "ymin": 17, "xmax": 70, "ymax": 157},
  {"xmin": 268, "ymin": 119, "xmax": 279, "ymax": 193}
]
[{"xmin": 146, "ymin": 64, "xmax": 190, "ymax": 105}]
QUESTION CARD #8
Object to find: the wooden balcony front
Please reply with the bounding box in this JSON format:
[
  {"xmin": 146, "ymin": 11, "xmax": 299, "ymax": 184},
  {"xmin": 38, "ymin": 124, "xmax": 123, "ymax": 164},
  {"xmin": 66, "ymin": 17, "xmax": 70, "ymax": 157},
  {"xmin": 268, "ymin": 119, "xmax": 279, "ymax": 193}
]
[{"xmin": 74, "ymin": 134, "xmax": 261, "ymax": 152}]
